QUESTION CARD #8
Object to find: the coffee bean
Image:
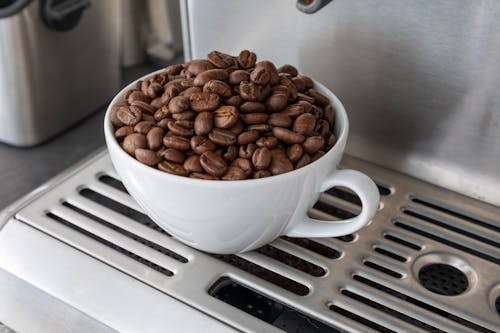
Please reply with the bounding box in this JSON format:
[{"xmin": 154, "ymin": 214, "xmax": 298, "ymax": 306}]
[
  {"xmin": 172, "ymin": 111, "xmax": 197, "ymax": 120},
  {"xmin": 272, "ymin": 127, "xmax": 305, "ymax": 144},
  {"xmin": 183, "ymin": 155, "xmax": 203, "ymax": 172},
  {"xmin": 231, "ymin": 158, "xmax": 253, "ymax": 177},
  {"xmin": 127, "ymin": 90, "xmax": 150, "ymax": 104},
  {"xmin": 142, "ymin": 114, "xmax": 155, "ymax": 122},
  {"xmin": 295, "ymin": 153, "xmax": 311, "ymax": 168},
  {"xmin": 297, "ymin": 74, "xmax": 314, "ymax": 89},
  {"xmin": 158, "ymin": 161, "xmax": 188, "ymax": 176},
  {"xmin": 117, "ymin": 106, "xmax": 142, "ymax": 126},
  {"xmin": 160, "ymin": 148, "xmax": 186, "ymax": 164},
  {"xmin": 225, "ymin": 95, "xmax": 243, "ymax": 107},
  {"xmin": 223, "ymin": 145, "xmax": 239, "ymax": 162},
  {"xmin": 134, "ymin": 121, "xmax": 155, "ymax": 134},
  {"xmin": 123, "ymin": 133, "xmax": 147, "ymax": 156},
  {"xmin": 115, "ymin": 126, "xmax": 134, "ymax": 140},
  {"xmin": 238, "ymin": 50, "xmax": 257, "ymax": 68},
  {"xmin": 147, "ymin": 127, "xmax": 164, "ymax": 150},
  {"xmin": 175, "ymin": 120, "xmax": 194, "ymax": 129},
  {"xmin": 163, "ymin": 135, "xmax": 190, "ymax": 151},
  {"xmin": 309, "ymin": 105, "xmax": 324, "ymax": 120},
  {"xmin": 181, "ymin": 86, "xmax": 203, "ymax": 98},
  {"xmin": 110, "ymin": 104, "xmax": 126, "ymax": 127},
  {"xmin": 324, "ymin": 104, "xmax": 335, "ymax": 126},
  {"xmin": 250, "ymin": 66, "xmax": 271, "ymax": 85},
  {"xmin": 209, "ymin": 128, "xmax": 237, "ymax": 146},
  {"xmin": 189, "ymin": 172, "xmax": 219, "ymax": 180},
  {"xmin": 190, "ymin": 136, "xmax": 216, "ymax": 154},
  {"xmin": 168, "ymin": 96, "xmax": 190, "ymax": 113},
  {"xmin": 203, "ymin": 80, "xmax": 232, "ymax": 98},
  {"xmin": 315, "ymin": 119, "xmax": 330, "ymax": 137},
  {"xmin": 252, "ymin": 170, "xmax": 271, "ymax": 178},
  {"xmin": 270, "ymin": 150, "xmax": 294, "ymax": 175},
  {"xmin": 326, "ymin": 133, "xmax": 337, "ymax": 150},
  {"xmin": 157, "ymin": 118, "xmax": 173, "ymax": 130},
  {"xmin": 146, "ymin": 82, "xmax": 164, "ymax": 99},
  {"xmin": 252, "ymin": 147, "xmax": 271, "ymax": 170},
  {"xmin": 291, "ymin": 77, "xmax": 306, "ymax": 92},
  {"xmin": 297, "ymin": 92, "xmax": 315, "ymax": 104},
  {"xmin": 131, "ymin": 100, "xmax": 155, "ymax": 114},
  {"xmin": 241, "ymin": 113, "xmax": 269, "ymax": 125},
  {"xmin": 278, "ymin": 64, "xmax": 298, "ymax": 77},
  {"xmin": 271, "ymin": 85, "xmax": 290, "ymax": 99},
  {"xmin": 293, "ymin": 113, "xmax": 316, "ymax": 135},
  {"xmin": 256, "ymin": 61, "xmax": 279, "ymax": 85},
  {"xmin": 200, "ymin": 151, "xmax": 227, "ymax": 176},
  {"xmin": 135, "ymin": 148, "xmax": 162, "ymax": 166},
  {"xmin": 303, "ymin": 136, "xmax": 325, "ymax": 154},
  {"xmin": 279, "ymin": 75, "xmax": 298, "ymax": 100},
  {"xmin": 287, "ymin": 144, "xmax": 303, "ymax": 162},
  {"xmin": 189, "ymin": 91, "xmax": 220, "ymax": 112},
  {"xmin": 194, "ymin": 111, "xmax": 214, "ymax": 135},
  {"xmin": 167, "ymin": 121, "xmax": 194, "ymax": 137},
  {"xmin": 214, "ymin": 106, "xmax": 239, "ymax": 129},
  {"xmin": 268, "ymin": 113, "xmax": 292, "ymax": 128},
  {"xmin": 265, "ymin": 93, "xmax": 288, "ymax": 112},
  {"xmin": 150, "ymin": 98, "xmax": 164, "ymax": 109},
  {"xmin": 311, "ymin": 150, "xmax": 325, "ymax": 162},
  {"xmin": 308, "ymin": 89, "xmax": 329, "ymax": 106},
  {"xmin": 222, "ymin": 166, "xmax": 246, "ymax": 180},
  {"xmin": 240, "ymin": 101, "xmax": 265, "ymax": 113},
  {"xmin": 240, "ymin": 81, "xmax": 267, "ymax": 101},
  {"xmin": 153, "ymin": 106, "xmax": 169, "ymax": 121},
  {"xmin": 193, "ymin": 69, "xmax": 228, "ymax": 86},
  {"xmin": 237, "ymin": 130, "xmax": 259, "ymax": 145},
  {"xmin": 297, "ymin": 100, "xmax": 313, "ymax": 113},
  {"xmin": 164, "ymin": 64, "xmax": 183, "ymax": 75},
  {"xmin": 228, "ymin": 119, "xmax": 245, "ymax": 135},
  {"xmin": 247, "ymin": 124, "xmax": 272, "ymax": 133},
  {"xmin": 187, "ymin": 60, "xmax": 215, "ymax": 75},
  {"xmin": 239, "ymin": 143, "xmax": 257, "ymax": 159},
  {"xmin": 256, "ymin": 136, "xmax": 279, "ymax": 149},
  {"xmin": 207, "ymin": 50, "xmax": 237, "ymax": 68},
  {"xmin": 282, "ymin": 104, "xmax": 305, "ymax": 118},
  {"xmin": 229, "ymin": 70, "xmax": 250, "ymax": 85}
]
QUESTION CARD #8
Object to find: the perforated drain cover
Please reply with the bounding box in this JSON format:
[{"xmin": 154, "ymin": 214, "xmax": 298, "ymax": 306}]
[{"xmin": 418, "ymin": 263, "xmax": 469, "ymax": 296}]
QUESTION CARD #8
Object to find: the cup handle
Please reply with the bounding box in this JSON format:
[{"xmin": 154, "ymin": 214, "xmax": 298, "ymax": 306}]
[{"xmin": 286, "ymin": 169, "xmax": 380, "ymax": 237}]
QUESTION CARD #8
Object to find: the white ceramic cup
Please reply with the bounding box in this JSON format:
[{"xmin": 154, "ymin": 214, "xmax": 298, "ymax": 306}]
[{"xmin": 104, "ymin": 70, "xmax": 380, "ymax": 254}]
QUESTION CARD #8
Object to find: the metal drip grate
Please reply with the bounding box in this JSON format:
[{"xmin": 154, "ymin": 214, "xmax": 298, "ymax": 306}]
[{"xmin": 2, "ymin": 150, "xmax": 500, "ymax": 333}]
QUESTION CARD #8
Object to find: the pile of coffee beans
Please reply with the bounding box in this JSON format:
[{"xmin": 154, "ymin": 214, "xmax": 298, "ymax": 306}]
[{"xmin": 110, "ymin": 50, "xmax": 337, "ymax": 180}]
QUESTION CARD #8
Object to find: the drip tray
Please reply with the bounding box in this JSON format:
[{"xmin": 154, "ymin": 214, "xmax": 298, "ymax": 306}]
[{"xmin": 1, "ymin": 149, "xmax": 499, "ymax": 333}]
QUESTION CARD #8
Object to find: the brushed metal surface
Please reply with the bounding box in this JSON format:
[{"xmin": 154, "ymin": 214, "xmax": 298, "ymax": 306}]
[
  {"xmin": 182, "ymin": 0, "xmax": 500, "ymax": 207},
  {"xmin": 1, "ymin": 150, "xmax": 499, "ymax": 332},
  {"xmin": 0, "ymin": 0, "xmax": 121, "ymax": 146}
]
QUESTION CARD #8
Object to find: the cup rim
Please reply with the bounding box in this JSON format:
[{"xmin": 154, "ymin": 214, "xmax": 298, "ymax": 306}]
[{"xmin": 104, "ymin": 69, "xmax": 349, "ymax": 187}]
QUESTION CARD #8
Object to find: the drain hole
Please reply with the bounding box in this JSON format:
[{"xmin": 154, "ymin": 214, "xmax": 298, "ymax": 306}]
[
  {"xmin": 496, "ymin": 296, "xmax": 500, "ymax": 315},
  {"xmin": 335, "ymin": 234, "xmax": 355, "ymax": 242},
  {"xmin": 209, "ymin": 278, "xmax": 342, "ymax": 333},
  {"xmin": 281, "ymin": 237, "xmax": 341, "ymax": 259},
  {"xmin": 329, "ymin": 304, "xmax": 396, "ymax": 333},
  {"xmin": 80, "ymin": 188, "xmax": 167, "ymax": 235},
  {"xmin": 326, "ymin": 187, "xmax": 362, "ymax": 206},
  {"xmin": 98, "ymin": 175, "xmax": 128, "ymax": 193},
  {"xmin": 383, "ymin": 234, "xmax": 422, "ymax": 250},
  {"xmin": 418, "ymin": 263, "xmax": 468, "ymax": 296},
  {"xmin": 212, "ymin": 254, "xmax": 309, "ymax": 296},
  {"xmin": 373, "ymin": 247, "xmax": 407, "ymax": 262},
  {"xmin": 363, "ymin": 260, "xmax": 402, "ymax": 278},
  {"xmin": 313, "ymin": 201, "xmax": 356, "ymax": 219},
  {"xmin": 256, "ymin": 245, "xmax": 326, "ymax": 277}
]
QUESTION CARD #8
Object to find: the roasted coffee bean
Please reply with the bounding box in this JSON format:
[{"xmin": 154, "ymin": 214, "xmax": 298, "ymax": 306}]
[
  {"xmin": 240, "ymin": 101, "xmax": 265, "ymax": 113},
  {"xmin": 160, "ymin": 148, "xmax": 186, "ymax": 164},
  {"xmin": 292, "ymin": 77, "xmax": 306, "ymax": 92},
  {"xmin": 157, "ymin": 118, "xmax": 173, "ymax": 130},
  {"xmin": 287, "ymin": 144, "xmax": 303, "ymax": 162},
  {"xmin": 324, "ymin": 104, "xmax": 335, "ymax": 126},
  {"xmin": 265, "ymin": 93, "xmax": 288, "ymax": 112},
  {"xmin": 326, "ymin": 133, "xmax": 337, "ymax": 150},
  {"xmin": 131, "ymin": 100, "xmax": 155, "ymax": 114},
  {"xmin": 223, "ymin": 145, "xmax": 239, "ymax": 162},
  {"xmin": 200, "ymin": 151, "xmax": 227, "ymax": 176},
  {"xmin": 309, "ymin": 105, "xmax": 324, "ymax": 120},
  {"xmin": 293, "ymin": 113, "xmax": 316, "ymax": 135},
  {"xmin": 172, "ymin": 111, "xmax": 197, "ymax": 120},
  {"xmin": 214, "ymin": 106, "xmax": 239, "ymax": 129},
  {"xmin": 229, "ymin": 70, "xmax": 250, "ymax": 85},
  {"xmin": 228, "ymin": 119, "xmax": 245, "ymax": 135},
  {"xmin": 135, "ymin": 148, "xmax": 162, "ymax": 166},
  {"xmin": 255, "ymin": 61, "xmax": 279, "ymax": 85},
  {"xmin": 163, "ymin": 84, "xmax": 181, "ymax": 100},
  {"xmin": 297, "ymin": 92, "xmax": 315, "ymax": 104},
  {"xmin": 193, "ymin": 69, "xmax": 228, "ymax": 86},
  {"xmin": 168, "ymin": 96, "xmax": 190, "ymax": 114},
  {"xmin": 225, "ymin": 95, "xmax": 243, "ymax": 107},
  {"xmin": 297, "ymin": 100, "xmax": 313, "ymax": 113},
  {"xmin": 134, "ymin": 121, "xmax": 155, "ymax": 134},
  {"xmin": 164, "ymin": 64, "xmax": 183, "ymax": 75},
  {"xmin": 282, "ymin": 104, "xmax": 305, "ymax": 118},
  {"xmin": 147, "ymin": 127, "xmax": 164, "ymax": 150},
  {"xmin": 117, "ymin": 106, "xmax": 142, "ymax": 126},
  {"xmin": 147, "ymin": 82, "xmax": 164, "ymax": 99},
  {"xmin": 123, "ymin": 133, "xmax": 147, "ymax": 156},
  {"xmin": 271, "ymin": 85, "xmax": 290, "ymax": 99},
  {"xmin": 167, "ymin": 121, "xmax": 194, "ymax": 137},
  {"xmin": 252, "ymin": 147, "xmax": 271, "ymax": 170},
  {"xmin": 209, "ymin": 128, "xmax": 237, "ymax": 146},
  {"xmin": 297, "ymin": 74, "xmax": 314, "ymax": 89},
  {"xmin": 307, "ymin": 89, "xmax": 329, "ymax": 106},
  {"xmin": 222, "ymin": 166, "xmax": 246, "ymax": 180},
  {"xmin": 190, "ymin": 136, "xmax": 216, "ymax": 154},
  {"xmin": 256, "ymin": 136, "xmax": 279, "ymax": 149},
  {"xmin": 237, "ymin": 130, "xmax": 259, "ymax": 145},
  {"xmin": 239, "ymin": 143, "xmax": 257, "ymax": 159},
  {"xmin": 268, "ymin": 113, "xmax": 292, "ymax": 128},
  {"xmin": 207, "ymin": 50, "xmax": 237, "ymax": 68},
  {"xmin": 250, "ymin": 66, "xmax": 271, "ymax": 85},
  {"xmin": 189, "ymin": 172, "xmax": 219, "ymax": 180},
  {"xmin": 272, "ymin": 127, "xmax": 305, "ymax": 144},
  {"xmin": 239, "ymin": 81, "xmax": 266, "ymax": 101},
  {"xmin": 252, "ymin": 170, "xmax": 272, "ymax": 178},
  {"xmin": 311, "ymin": 150, "xmax": 325, "ymax": 162},
  {"xmin": 181, "ymin": 86, "xmax": 203, "ymax": 98},
  {"xmin": 127, "ymin": 90, "xmax": 150, "ymax": 104},
  {"xmin": 203, "ymin": 80, "xmax": 232, "ymax": 98},
  {"xmin": 295, "ymin": 153, "xmax": 311, "ymax": 168},
  {"xmin": 231, "ymin": 158, "xmax": 253, "ymax": 177},
  {"xmin": 175, "ymin": 120, "xmax": 194, "ymax": 129},
  {"xmin": 183, "ymin": 155, "xmax": 203, "ymax": 173},
  {"xmin": 150, "ymin": 97, "xmax": 164, "ymax": 109},
  {"xmin": 315, "ymin": 119, "xmax": 330, "ymax": 137},
  {"xmin": 278, "ymin": 64, "xmax": 298, "ymax": 77},
  {"xmin": 279, "ymin": 75, "xmax": 298, "ymax": 100},
  {"xmin": 187, "ymin": 60, "xmax": 215, "ymax": 75},
  {"xmin": 163, "ymin": 135, "xmax": 190, "ymax": 151},
  {"xmin": 270, "ymin": 150, "xmax": 294, "ymax": 175},
  {"xmin": 247, "ymin": 124, "xmax": 272, "ymax": 133},
  {"xmin": 142, "ymin": 114, "xmax": 155, "ymax": 122},
  {"xmin": 158, "ymin": 161, "xmax": 188, "ymax": 176},
  {"xmin": 303, "ymin": 136, "xmax": 324, "ymax": 154},
  {"xmin": 110, "ymin": 104, "xmax": 126, "ymax": 127},
  {"xmin": 241, "ymin": 113, "xmax": 269, "ymax": 125},
  {"xmin": 115, "ymin": 126, "xmax": 134, "ymax": 140},
  {"xmin": 180, "ymin": 78, "xmax": 195, "ymax": 88},
  {"xmin": 238, "ymin": 50, "xmax": 257, "ymax": 68},
  {"xmin": 189, "ymin": 91, "xmax": 220, "ymax": 112},
  {"xmin": 194, "ymin": 111, "xmax": 214, "ymax": 135},
  {"xmin": 153, "ymin": 106, "xmax": 168, "ymax": 121}
]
